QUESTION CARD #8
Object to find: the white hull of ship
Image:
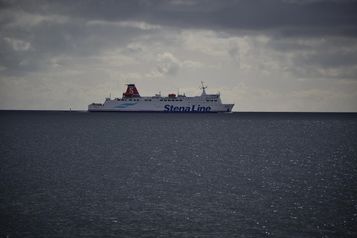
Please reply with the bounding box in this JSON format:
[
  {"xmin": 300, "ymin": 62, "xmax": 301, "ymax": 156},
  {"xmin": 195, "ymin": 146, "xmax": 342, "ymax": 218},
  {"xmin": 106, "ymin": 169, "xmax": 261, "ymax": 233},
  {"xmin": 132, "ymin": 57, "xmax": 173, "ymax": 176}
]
[{"xmin": 88, "ymin": 97, "xmax": 234, "ymax": 113}]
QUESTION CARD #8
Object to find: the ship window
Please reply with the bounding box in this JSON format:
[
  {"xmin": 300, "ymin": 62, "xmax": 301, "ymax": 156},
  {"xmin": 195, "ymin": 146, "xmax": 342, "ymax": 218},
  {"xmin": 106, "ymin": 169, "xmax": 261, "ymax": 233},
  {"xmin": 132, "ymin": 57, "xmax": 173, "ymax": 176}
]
[
  {"xmin": 160, "ymin": 99, "xmax": 163, "ymax": 101},
  {"xmin": 129, "ymin": 99, "xmax": 132, "ymax": 101}
]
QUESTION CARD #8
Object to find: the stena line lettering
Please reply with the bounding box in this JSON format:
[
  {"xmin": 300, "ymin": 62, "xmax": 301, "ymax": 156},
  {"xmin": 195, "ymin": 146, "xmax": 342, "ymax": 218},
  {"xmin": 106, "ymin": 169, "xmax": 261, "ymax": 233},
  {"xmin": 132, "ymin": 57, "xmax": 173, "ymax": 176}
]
[{"xmin": 164, "ymin": 105, "xmax": 211, "ymax": 112}]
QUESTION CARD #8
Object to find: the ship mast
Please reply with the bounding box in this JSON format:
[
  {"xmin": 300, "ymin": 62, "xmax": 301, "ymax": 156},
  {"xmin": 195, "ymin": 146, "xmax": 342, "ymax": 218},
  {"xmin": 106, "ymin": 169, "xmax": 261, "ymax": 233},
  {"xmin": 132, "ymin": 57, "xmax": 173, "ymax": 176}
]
[{"xmin": 200, "ymin": 81, "xmax": 207, "ymax": 96}]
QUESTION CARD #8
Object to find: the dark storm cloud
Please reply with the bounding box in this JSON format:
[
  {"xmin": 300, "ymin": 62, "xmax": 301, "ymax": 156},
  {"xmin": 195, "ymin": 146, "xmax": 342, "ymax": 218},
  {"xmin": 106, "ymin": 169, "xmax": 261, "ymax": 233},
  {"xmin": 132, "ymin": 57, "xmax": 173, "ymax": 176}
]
[
  {"xmin": 154, "ymin": 0, "xmax": 357, "ymax": 37},
  {"xmin": 1, "ymin": 0, "xmax": 357, "ymax": 76},
  {"xmin": 0, "ymin": 0, "xmax": 161, "ymax": 75},
  {"xmin": 2, "ymin": 0, "xmax": 357, "ymax": 34}
]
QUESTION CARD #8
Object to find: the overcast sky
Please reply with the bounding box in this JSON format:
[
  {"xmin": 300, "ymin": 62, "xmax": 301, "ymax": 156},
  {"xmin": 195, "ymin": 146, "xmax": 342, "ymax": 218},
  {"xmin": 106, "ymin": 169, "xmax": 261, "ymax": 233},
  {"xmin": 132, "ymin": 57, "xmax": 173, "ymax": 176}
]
[{"xmin": 1, "ymin": 0, "xmax": 357, "ymax": 111}]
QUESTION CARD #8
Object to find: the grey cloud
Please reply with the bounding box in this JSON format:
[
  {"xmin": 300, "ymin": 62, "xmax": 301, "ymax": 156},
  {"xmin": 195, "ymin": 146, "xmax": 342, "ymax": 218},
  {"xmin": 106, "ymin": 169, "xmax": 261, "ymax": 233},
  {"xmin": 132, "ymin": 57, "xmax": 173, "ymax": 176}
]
[
  {"xmin": 266, "ymin": 36, "xmax": 357, "ymax": 79},
  {"xmin": 1, "ymin": 0, "xmax": 357, "ymax": 80},
  {"xmin": 228, "ymin": 46, "xmax": 240, "ymax": 64},
  {"xmin": 2, "ymin": 0, "xmax": 357, "ymax": 34},
  {"xmin": 156, "ymin": 52, "xmax": 181, "ymax": 76},
  {"xmin": 0, "ymin": 5, "xmax": 163, "ymax": 76}
]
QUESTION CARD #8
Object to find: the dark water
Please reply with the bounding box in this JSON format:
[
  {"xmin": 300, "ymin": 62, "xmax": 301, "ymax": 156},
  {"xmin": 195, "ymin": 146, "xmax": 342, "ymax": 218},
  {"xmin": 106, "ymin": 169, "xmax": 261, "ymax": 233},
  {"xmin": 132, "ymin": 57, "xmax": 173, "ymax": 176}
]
[{"xmin": 1, "ymin": 111, "xmax": 357, "ymax": 237}]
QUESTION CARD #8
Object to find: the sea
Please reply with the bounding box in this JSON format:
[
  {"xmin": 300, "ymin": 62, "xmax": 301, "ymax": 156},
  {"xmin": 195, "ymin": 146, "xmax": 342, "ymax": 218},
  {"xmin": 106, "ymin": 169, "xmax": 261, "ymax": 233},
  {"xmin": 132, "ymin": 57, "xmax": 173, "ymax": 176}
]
[{"xmin": 0, "ymin": 111, "xmax": 356, "ymax": 237}]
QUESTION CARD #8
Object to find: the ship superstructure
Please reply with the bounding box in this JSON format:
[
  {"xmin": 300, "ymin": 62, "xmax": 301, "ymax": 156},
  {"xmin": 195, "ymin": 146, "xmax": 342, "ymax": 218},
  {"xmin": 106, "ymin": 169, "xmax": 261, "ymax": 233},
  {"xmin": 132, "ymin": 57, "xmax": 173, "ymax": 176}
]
[{"xmin": 88, "ymin": 83, "xmax": 234, "ymax": 112}]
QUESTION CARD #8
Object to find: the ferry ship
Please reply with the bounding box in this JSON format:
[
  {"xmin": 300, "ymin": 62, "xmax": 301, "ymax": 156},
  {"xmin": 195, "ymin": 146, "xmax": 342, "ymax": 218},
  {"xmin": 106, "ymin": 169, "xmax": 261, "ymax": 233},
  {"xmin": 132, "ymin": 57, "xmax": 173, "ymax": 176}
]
[{"xmin": 88, "ymin": 83, "xmax": 234, "ymax": 112}]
